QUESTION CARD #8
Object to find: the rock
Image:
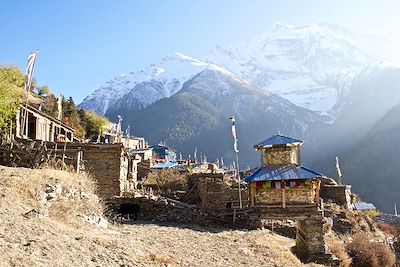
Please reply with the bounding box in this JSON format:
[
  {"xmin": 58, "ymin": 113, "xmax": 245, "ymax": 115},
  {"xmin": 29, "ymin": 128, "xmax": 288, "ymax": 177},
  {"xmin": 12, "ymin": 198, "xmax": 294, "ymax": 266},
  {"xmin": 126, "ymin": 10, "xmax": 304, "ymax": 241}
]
[{"xmin": 82, "ymin": 215, "xmax": 108, "ymax": 229}]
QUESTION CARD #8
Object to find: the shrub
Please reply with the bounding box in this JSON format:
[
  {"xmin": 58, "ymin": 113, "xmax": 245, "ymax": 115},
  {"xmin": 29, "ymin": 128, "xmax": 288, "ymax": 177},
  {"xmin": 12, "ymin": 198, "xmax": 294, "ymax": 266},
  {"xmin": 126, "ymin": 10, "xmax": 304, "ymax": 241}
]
[
  {"xmin": 346, "ymin": 234, "xmax": 396, "ymax": 267},
  {"xmin": 377, "ymin": 223, "xmax": 398, "ymax": 236}
]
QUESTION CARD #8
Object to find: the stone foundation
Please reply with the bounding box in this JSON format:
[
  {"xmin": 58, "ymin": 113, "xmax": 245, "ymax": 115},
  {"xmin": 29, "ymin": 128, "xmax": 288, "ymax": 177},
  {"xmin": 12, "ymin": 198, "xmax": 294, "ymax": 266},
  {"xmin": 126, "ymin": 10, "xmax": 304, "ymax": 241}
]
[{"xmin": 295, "ymin": 218, "xmax": 335, "ymax": 264}]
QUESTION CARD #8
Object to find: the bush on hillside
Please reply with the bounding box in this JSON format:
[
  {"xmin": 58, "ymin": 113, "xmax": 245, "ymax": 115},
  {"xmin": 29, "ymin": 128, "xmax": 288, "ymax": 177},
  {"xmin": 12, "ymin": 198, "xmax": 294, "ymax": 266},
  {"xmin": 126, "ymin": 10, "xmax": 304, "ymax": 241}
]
[
  {"xmin": 78, "ymin": 109, "xmax": 111, "ymax": 140},
  {"xmin": 346, "ymin": 233, "xmax": 396, "ymax": 267},
  {"xmin": 377, "ymin": 223, "xmax": 398, "ymax": 236}
]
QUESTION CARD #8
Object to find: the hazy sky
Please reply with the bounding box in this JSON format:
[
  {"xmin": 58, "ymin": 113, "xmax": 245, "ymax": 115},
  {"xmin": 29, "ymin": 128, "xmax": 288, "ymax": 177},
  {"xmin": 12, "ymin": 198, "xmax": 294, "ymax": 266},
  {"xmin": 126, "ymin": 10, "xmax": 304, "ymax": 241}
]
[{"xmin": 1, "ymin": 0, "xmax": 399, "ymax": 103}]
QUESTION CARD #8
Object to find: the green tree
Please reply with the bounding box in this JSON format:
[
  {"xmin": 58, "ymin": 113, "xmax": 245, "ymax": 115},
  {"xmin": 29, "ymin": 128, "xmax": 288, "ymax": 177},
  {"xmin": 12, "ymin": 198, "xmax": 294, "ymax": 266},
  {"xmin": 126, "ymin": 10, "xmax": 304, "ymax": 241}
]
[
  {"xmin": 78, "ymin": 109, "xmax": 110, "ymax": 140},
  {"xmin": 0, "ymin": 66, "xmax": 24, "ymax": 137},
  {"xmin": 36, "ymin": 85, "xmax": 50, "ymax": 96}
]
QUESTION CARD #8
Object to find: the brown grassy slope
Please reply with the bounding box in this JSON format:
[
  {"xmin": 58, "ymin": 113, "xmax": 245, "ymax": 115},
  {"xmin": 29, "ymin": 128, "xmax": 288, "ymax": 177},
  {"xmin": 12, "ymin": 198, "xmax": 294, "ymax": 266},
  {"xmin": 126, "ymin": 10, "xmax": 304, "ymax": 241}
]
[{"xmin": 0, "ymin": 166, "xmax": 306, "ymax": 267}]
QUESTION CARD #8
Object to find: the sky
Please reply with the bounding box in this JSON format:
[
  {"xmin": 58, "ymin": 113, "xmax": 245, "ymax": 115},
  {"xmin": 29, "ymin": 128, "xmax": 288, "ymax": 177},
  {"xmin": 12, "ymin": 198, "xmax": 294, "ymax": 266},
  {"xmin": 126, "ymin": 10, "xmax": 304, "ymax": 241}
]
[{"xmin": 1, "ymin": 0, "xmax": 400, "ymax": 103}]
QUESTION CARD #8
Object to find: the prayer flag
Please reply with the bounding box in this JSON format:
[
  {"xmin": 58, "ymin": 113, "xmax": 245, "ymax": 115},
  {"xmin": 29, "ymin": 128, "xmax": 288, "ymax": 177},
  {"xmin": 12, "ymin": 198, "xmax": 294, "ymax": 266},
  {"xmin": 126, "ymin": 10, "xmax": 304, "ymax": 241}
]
[
  {"xmin": 336, "ymin": 156, "xmax": 342, "ymax": 178},
  {"xmin": 25, "ymin": 50, "xmax": 39, "ymax": 92},
  {"xmin": 230, "ymin": 116, "xmax": 239, "ymax": 152}
]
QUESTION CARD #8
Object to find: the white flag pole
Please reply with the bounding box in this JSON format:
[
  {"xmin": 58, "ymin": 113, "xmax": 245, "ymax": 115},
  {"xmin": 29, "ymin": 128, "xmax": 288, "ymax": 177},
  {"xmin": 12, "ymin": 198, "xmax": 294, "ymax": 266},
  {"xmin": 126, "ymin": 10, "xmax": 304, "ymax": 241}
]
[
  {"xmin": 336, "ymin": 156, "xmax": 342, "ymax": 184},
  {"xmin": 230, "ymin": 116, "xmax": 242, "ymax": 209},
  {"xmin": 21, "ymin": 50, "xmax": 39, "ymax": 138}
]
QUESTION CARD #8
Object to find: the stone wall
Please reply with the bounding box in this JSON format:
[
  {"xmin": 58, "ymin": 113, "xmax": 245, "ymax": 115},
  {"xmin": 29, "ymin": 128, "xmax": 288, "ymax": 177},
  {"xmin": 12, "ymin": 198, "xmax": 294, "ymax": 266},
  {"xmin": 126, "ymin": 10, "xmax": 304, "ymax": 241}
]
[
  {"xmin": 82, "ymin": 144, "xmax": 125, "ymax": 199},
  {"xmin": 137, "ymin": 159, "xmax": 151, "ymax": 181},
  {"xmin": 256, "ymin": 189, "xmax": 281, "ymax": 204},
  {"xmin": 193, "ymin": 174, "xmax": 248, "ymax": 209},
  {"xmin": 321, "ymin": 185, "xmax": 353, "ymax": 209},
  {"xmin": 255, "ymin": 188, "xmax": 315, "ymax": 205},
  {"xmin": 262, "ymin": 145, "xmax": 299, "ymax": 166},
  {"xmin": 286, "ymin": 189, "xmax": 315, "ymax": 204}
]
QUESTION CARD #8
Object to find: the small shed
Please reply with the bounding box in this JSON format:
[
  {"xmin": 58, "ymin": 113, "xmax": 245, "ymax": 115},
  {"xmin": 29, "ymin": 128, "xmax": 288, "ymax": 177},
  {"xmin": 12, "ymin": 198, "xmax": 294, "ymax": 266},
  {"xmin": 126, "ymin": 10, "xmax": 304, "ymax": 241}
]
[{"xmin": 354, "ymin": 202, "xmax": 376, "ymax": 211}]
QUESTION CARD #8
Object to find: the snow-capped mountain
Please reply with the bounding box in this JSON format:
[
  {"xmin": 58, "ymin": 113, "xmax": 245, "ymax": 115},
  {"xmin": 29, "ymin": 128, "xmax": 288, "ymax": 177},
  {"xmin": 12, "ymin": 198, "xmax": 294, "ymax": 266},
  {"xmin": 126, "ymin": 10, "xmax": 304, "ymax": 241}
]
[
  {"xmin": 109, "ymin": 68, "xmax": 321, "ymax": 166},
  {"xmin": 205, "ymin": 23, "xmax": 380, "ymax": 116},
  {"xmin": 79, "ymin": 52, "xmax": 234, "ymax": 115},
  {"xmin": 80, "ymin": 22, "xmax": 394, "ymax": 123}
]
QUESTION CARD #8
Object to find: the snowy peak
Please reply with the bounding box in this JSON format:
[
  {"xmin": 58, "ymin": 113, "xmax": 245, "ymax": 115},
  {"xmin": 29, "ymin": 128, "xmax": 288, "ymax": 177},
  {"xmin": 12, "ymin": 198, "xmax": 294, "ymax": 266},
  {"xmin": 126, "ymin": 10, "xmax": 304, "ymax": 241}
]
[
  {"xmin": 179, "ymin": 68, "xmax": 266, "ymax": 104},
  {"xmin": 79, "ymin": 52, "xmax": 236, "ymax": 115},
  {"xmin": 205, "ymin": 22, "xmax": 381, "ymax": 115},
  {"xmin": 80, "ymin": 22, "xmax": 395, "ymax": 121}
]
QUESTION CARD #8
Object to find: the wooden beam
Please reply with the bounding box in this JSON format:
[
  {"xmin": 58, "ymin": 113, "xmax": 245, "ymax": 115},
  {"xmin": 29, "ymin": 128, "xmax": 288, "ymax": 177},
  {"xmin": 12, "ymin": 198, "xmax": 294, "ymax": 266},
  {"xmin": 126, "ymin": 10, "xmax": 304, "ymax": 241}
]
[
  {"xmin": 315, "ymin": 180, "xmax": 321, "ymax": 206},
  {"xmin": 250, "ymin": 183, "xmax": 255, "ymax": 207},
  {"xmin": 282, "ymin": 186, "xmax": 286, "ymax": 208}
]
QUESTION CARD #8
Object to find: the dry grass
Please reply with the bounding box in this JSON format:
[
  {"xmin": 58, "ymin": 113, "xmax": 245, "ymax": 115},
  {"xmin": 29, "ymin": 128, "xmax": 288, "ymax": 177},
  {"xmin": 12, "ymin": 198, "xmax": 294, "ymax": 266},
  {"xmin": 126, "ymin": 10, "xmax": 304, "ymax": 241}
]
[
  {"xmin": 0, "ymin": 166, "xmax": 310, "ymax": 267},
  {"xmin": 346, "ymin": 233, "xmax": 396, "ymax": 267},
  {"xmin": 326, "ymin": 235, "xmax": 351, "ymax": 267}
]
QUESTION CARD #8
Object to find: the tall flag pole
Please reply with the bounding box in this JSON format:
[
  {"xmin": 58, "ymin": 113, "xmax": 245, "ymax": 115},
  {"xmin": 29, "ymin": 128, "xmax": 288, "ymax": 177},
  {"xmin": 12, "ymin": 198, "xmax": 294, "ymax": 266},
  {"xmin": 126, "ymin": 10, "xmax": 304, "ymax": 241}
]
[
  {"xmin": 125, "ymin": 125, "xmax": 131, "ymax": 147},
  {"xmin": 125, "ymin": 125, "xmax": 131, "ymax": 138},
  {"xmin": 230, "ymin": 116, "xmax": 242, "ymax": 209},
  {"xmin": 117, "ymin": 115, "xmax": 122, "ymax": 143},
  {"xmin": 21, "ymin": 50, "xmax": 39, "ymax": 137},
  {"xmin": 57, "ymin": 96, "xmax": 63, "ymax": 120},
  {"xmin": 336, "ymin": 156, "xmax": 342, "ymax": 184}
]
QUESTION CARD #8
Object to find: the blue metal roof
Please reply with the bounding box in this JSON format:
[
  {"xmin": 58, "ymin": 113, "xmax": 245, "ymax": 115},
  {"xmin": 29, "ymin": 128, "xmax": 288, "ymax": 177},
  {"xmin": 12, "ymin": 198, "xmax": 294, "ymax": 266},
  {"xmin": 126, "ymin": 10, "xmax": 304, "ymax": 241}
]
[
  {"xmin": 254, "ymin": 134, "xmax": 303, "ymax": 148},
  {"xmin": 354, "ymin": 202, "xmax": 376, "ymax": 211},
  {"xmin": 151, "ymin": 162, "xmax": 178, "ymax": 169},
  {"xmin": 244, "ymin": 165, "xmax": 324, "ymax": 182}
]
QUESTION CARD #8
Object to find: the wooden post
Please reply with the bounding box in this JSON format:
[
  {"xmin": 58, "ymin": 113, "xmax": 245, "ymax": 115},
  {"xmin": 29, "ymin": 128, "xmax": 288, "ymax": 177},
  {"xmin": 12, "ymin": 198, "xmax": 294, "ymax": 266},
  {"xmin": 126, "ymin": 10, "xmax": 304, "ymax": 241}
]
[
  {"xmin": 62, "ymin": 141, "xmax": 66, "ymax": 162},
  {"xmin": 233, "ymin": 209, "xmax": 237, "ymax": 223},
  {"xmin": 54, "ymin": 143, "xmax": 57, "ymax": 160},
  {"xmin": 271, "ymin": 220, "xmax": 274, "ymax": 234},
  {"xmin": 315, "ymin": 180, "xmax": 321, "ymax": 206},
  {"xmin": 9, "ymin": 120, "xmax": 13, "ymax": 142},
  {"xmin": 15, "ymin": 109, "xmax": 20, "ymax": 138},
  {"xmin": 76, "ymin": 148, "xmax": 81, "ymax": 173},
  {"xmin": 282, "ymin": 181, "xmax": 286, "ymax": 208},
  {"xmin": 250, "ymin": 183, "xmax": 255, "ymax": 207}
]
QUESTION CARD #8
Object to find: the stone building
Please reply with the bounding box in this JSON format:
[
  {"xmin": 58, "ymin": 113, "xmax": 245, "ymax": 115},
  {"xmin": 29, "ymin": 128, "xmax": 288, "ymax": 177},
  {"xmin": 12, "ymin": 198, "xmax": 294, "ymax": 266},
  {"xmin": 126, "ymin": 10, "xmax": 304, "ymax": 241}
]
[
  {"xmin": 190, "ymin": 173, "xmax": 246, "ymax": 209},
  {"xmin": 49, "ymin": 143, "xmax": 139, "ymax": 199},
  {"xmin": 150, "ymin": 144, "xmax": 177, "ymax": 163},
  {"xmin": 244, "ymin": 134, "xmax": 336, "ymax": 264},
  {"xmin": 245, "ymin": 134, "xmax": 323, "ymax": 208}
]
